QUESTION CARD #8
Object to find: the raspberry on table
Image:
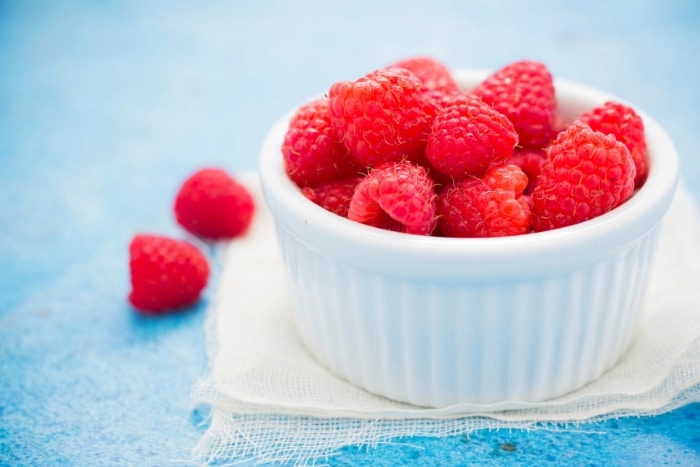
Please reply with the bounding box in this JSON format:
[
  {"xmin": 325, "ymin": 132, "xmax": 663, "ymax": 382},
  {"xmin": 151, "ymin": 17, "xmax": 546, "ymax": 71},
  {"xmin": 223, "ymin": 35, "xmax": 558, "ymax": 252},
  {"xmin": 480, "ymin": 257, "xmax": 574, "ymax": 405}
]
[
  {"xmin": 302, "ymin": 176, "xmax": 364, "ymax": 218},
  {"xmin": 426, "ymin": 94, "xmax": 519, "ymax": 179},
  {"xmin": 386, "ymin": 56, "xmax": 461, "ymax": 94},
  {"xmin": 348, "ymin": 161, "xmax": 437, "ymax": 235},
  {"xmin": 174, "ymin": 168, "xmax": 255, "ymax": 240},
  {"xmin": 531, "ymin": 121, "xmax": 636, "ymax": 232},
  {"xmin": 437, "ymin": 164, "xmax": 531, "ymax": 237},
  {"xmin": 128, "ymin": 234, "xmax": 210, "ymax": 314},
  {"xmin": 328, "ymin": 68, "xmax": 431, "ymax": 167},
  {"xmin": 471, "ymin": 60, "xmax": 556, "ymax": 150},
  {"xmin": 282, "ymin": 97, "xmax": 363, "ymax": 187},
  {"xmin": 580, "ymin": 101, "xmax": 649, "ymax": 188}
]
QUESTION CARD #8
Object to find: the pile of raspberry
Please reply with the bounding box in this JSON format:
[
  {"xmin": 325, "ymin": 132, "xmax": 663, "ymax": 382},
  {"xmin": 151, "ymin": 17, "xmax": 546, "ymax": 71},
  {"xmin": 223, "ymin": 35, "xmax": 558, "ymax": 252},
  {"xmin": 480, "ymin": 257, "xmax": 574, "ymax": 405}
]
[{"xmin": 282, "ymin": 57, "xmax": 648, "ymax": 237}]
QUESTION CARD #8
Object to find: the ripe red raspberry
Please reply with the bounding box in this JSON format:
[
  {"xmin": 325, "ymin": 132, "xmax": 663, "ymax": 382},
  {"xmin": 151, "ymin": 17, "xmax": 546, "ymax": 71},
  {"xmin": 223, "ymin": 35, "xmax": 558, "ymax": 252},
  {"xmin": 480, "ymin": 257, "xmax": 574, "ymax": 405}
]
[
  {"xmin": 174, "ymin": 168, "xmax": 255, "ymax": 240},
  {"xmin": 348, "ymin": 161, "xmax": 437, "ymax": 235},
  {"xmin": 282, "ymin": 97, "xmax": 362, "ymax": 187},
  {"xmin": 471, "ymin": 60, "xmax": 556, "ymax": 149},
  {"xmin": 531, "ymin": 121, "xmax": 636, "ymax": 232},
  {"xmin": 301, "ymin": 176, "xmax": 363, "ymax": 218},
  {"xmin": 128, "ymin": 234, "xmax": 210, "ymax": 314},
  {"xmin": 328, "ymin": 68, "xmax": 431, "ymax": 167},
  {"xmin": 509, "ymin": 148, "xmax": 546, "ymax": 195},
  {"xmin": 580, "ymin": 101, "xmax": 649, "ymax": 188},
  {"xmin": 386, "ymin": 56, "xmax": 461, "ymax": 94},
  {"xmin": 426, "ymin": 94, "xmax": 518, "ymax": 179},
  {"xmin": 437, "ymin": 164, "xmax": 531, "ymax": 237}
]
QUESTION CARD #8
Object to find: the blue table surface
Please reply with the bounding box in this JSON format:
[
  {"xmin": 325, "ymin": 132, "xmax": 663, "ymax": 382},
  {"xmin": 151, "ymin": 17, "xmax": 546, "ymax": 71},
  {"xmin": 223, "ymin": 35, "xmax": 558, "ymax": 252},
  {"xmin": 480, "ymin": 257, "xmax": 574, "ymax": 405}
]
[{"xmin": 2, "ymin": 1, "xmax": 699, "ymax": 465}]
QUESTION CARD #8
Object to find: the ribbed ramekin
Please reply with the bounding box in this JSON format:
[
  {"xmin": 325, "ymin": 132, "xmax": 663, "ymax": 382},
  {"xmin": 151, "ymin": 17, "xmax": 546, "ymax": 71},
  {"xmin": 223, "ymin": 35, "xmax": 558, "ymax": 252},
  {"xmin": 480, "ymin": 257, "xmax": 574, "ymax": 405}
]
[{"xmin": 259, "ymin": 70, "xmax": 679, "ymax": 408}]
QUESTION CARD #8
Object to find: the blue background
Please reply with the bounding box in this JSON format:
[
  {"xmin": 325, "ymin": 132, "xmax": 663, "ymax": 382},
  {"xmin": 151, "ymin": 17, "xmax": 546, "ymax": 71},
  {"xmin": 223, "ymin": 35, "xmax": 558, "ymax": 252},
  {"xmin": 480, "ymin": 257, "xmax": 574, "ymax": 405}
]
[{"xmin": 1, "ymin": 1, "xmax": 699, "ymax": 465}]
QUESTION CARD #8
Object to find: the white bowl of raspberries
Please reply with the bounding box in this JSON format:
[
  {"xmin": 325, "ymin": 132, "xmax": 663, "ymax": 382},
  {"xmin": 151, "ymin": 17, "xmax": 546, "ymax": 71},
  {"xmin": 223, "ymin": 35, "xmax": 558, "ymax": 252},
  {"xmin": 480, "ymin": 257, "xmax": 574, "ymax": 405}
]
[{"xmin": 259, "ymin": 57, "xmax": 679, "ymax": 408}]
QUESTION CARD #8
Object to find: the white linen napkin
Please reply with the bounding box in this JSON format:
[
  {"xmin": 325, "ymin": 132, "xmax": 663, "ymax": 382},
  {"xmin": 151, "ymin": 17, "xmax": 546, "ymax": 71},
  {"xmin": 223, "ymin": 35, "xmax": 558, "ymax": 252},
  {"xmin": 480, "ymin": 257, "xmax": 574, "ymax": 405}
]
[{"xmin": 192, "ymin": 173, "xmax": 700, "ymax": 466}]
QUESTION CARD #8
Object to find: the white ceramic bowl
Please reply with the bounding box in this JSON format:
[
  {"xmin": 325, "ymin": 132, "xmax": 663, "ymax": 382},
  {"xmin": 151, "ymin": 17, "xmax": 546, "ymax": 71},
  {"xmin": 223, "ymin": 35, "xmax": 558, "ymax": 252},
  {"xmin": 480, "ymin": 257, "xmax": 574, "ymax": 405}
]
[{"xmin": 259, "ymin": 69, "xmax": 679, "ymax": 408}]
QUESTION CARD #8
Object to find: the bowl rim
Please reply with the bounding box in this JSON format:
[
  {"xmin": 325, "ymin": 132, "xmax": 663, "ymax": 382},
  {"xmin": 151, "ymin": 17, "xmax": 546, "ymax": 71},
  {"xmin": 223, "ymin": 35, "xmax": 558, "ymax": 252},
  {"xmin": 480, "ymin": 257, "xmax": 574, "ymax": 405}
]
[{"xmin": 259, "ymin": 69, "xmax": 679, "ymax": 280}]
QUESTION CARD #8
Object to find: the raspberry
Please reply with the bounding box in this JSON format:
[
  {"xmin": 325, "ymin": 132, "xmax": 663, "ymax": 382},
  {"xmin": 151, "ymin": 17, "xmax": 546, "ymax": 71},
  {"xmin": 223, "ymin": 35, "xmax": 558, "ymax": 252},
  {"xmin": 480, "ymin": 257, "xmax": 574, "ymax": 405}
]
[
  {"xmin": 531, "ymin": 121, "xmax": 636, "ymax": 232},
  {"xmin": 471, "ymin": 60, "xmax": 556, "ymax": 149},
  {"xmin": 426, "ymin": 94, "xmax": 518, "ymax": 179},
  {"xmin": 282, "ymin": 97, "xmax": 362, "ymax": 187},
  {"xmin": 386, "ymin": 56, "xmax": 461, "ymax": 94},
  {"xmin": 348, "ymin": 161, "xmax": 437, "ymax": 235},
  {"xmin": 437, "ymin": 164, "xmax": 531, "ymax": 237},
  {"xmin": 580, "ymin": 101, "xmax": 648, "ymax": 188},
  {"xmin": 509, "ymin": 148, "xmax": 546, "ymax": 195},
  {"xmin": 328, "ymin": 68, "xmax": 431, "ymax": 167},
  {"xmin": 302, "ymin": 176, "xmax": 363, "ymax": 218},
  {"xmin": 128, "ymin": 234, "xmax": 210, "ymax": 314},
  {"xmin": 174, "ymin": 168, "xmax": 255, "ymax": 240}
]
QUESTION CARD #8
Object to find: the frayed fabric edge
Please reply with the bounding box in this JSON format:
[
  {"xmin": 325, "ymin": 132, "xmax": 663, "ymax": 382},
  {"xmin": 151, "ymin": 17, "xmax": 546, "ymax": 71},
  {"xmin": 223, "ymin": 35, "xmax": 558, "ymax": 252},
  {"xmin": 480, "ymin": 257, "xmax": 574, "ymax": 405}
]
[{"xmin": 190, "ymin": 383, "xmax": 699, "ymax": 467}]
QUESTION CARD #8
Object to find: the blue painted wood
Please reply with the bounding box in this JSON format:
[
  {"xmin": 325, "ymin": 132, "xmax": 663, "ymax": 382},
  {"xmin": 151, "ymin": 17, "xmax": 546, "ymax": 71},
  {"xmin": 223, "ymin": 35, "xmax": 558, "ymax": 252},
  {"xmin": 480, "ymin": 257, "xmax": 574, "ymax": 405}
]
[{"xmin": 1, "ymin": 1, "xmax": 699, "ymax": 465}]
